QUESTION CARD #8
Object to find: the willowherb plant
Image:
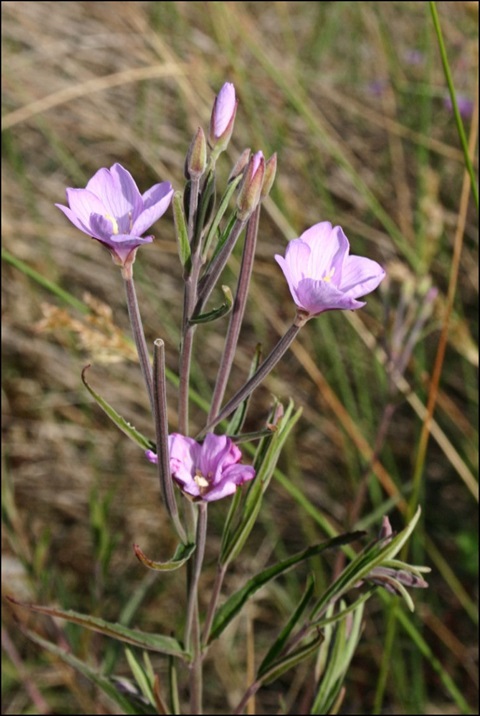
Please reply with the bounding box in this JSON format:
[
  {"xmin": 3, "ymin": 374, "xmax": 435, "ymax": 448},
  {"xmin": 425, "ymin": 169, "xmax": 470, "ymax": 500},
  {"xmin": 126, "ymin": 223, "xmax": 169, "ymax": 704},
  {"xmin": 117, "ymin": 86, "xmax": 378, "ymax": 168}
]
[{"xmin": 11, "ymin": 82, "xmax": 430, "ymax": 715}]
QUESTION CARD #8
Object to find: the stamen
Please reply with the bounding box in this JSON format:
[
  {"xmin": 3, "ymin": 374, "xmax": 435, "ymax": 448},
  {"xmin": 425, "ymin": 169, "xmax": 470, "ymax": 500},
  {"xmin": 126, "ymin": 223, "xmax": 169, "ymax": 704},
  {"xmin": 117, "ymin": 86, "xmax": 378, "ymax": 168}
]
[
  {"xmin": 104, "ymin": 214, "xmax": 119, "ymax": 235},
  {"xmin": 322, "ymin": 266, "xmax": 335, "ymax": 282}
]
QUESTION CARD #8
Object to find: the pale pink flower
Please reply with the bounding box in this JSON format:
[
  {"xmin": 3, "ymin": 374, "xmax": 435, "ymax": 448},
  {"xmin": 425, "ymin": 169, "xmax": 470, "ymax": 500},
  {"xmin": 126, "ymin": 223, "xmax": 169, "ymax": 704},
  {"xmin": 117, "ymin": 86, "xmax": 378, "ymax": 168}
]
[
  {"xmin": 275, "ymin": 221, "xmax": 385, "ymax": 317},
  {"xmin": 56, "ymin": 163, "xmax": 173, "ymax": 268}
]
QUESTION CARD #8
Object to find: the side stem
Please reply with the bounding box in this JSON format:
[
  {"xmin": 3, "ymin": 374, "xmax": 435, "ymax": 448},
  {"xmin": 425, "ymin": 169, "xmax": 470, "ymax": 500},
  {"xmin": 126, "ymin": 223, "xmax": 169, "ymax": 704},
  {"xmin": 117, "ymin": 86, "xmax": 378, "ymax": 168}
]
[
  {"xmin": 208, "ymin": 206, "xmax": 260, "ymax": 423},
  {"xmin": 199, "ymin": 316, "xmax": 307, "ymax": 437}
]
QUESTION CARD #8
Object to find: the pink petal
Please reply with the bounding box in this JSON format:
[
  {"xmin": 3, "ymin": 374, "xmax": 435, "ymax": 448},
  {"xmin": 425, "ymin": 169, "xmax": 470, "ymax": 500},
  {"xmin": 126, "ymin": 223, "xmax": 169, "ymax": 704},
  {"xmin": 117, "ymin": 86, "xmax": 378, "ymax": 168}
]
[
  {"xmin": 133, "ymin": 182, "xmax": 173, "ymax": 235},
  {"xmin": 340, "ymin": 256, "xmax": 386, "ymax": 298}
]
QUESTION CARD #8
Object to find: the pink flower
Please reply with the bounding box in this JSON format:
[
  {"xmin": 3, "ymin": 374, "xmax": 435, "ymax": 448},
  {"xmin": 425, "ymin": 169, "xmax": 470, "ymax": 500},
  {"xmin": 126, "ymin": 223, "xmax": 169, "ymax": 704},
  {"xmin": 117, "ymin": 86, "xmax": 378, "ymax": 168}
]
[
  {"xmin": 146, "ymin": 433, "xmax": 255, "ymax": 502},
  {"xmin": 209, "ymin": 82, "xmax": 237, "ymax": 150},
  {"xmin": 275, "ymin": 222, "xmax": 385, "ymax": 317},
  {"xmin": 56, "ymin": 163, "xmax": 173, "ymax": 268}
]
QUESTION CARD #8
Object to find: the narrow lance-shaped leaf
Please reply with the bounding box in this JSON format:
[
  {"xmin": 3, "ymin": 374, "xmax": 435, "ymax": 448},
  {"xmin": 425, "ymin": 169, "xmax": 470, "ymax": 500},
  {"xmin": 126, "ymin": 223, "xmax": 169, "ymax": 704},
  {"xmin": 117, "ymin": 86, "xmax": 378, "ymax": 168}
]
[
  {"xmin": 189, "ymin": 285, "xmax": 233, "ymax": 324},
  {"xmin": 201, "ymin": 173, "xmax": 243, "ymax": 261},
  {"xmin": 82, "ymin": 365, "xmax": 154, "ymax": 451},
  {"xmin": 172, "ymin": 191, "xmax": 191, "ymax": 270},
  {"xmin": 209, "ymin": 532, "xmax": 363, "ymax": 643},
  {"xmin": 125, "ymin": 648, "xmax": 156, "ymax": 708},
  {"xmin": 224, "ymin": 403, "xmax": 303, "ymax": 567},
  {"xmin": 219, "ymin": 401, "xmax": 302, "ymax": 567},
  {"xmin": 310, "ymin": 506, "xmax": 424, "ymax": 620},
  {"xmin": 20, "ymin": 628, "xmax": 156, "ymax": 715},
  {"xmin": 257, "ymin": 632, "xmax": 324, "ymax": 686},
  {"xmin": 133, "ymin": 542, "xmax": 196, "ymax": 572},
  {"xmin": 7, "ymin": 597, "xmax": 188, "ymax": 657},
  {"xmin": 311, "ymin": 600, "xmax": 365, "ymax": 715},
  {"xmin": 257, "ymin": 577, "xmax": 315, "ymax": 677}
]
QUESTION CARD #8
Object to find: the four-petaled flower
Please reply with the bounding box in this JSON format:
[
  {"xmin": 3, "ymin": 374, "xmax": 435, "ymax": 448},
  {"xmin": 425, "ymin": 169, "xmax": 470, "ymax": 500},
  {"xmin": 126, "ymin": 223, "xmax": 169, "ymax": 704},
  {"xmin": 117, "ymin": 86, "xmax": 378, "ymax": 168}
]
[
  {"xmin": 56, "ymin": 163, "xmax": 173, "ymax": 270},
  {"xmin": 275, "ymin": 222, "xmax": 385, "ymax": 318},
  {"xmin": 146, "ymin": 433, "xmax": 255, "ymax": 502}
]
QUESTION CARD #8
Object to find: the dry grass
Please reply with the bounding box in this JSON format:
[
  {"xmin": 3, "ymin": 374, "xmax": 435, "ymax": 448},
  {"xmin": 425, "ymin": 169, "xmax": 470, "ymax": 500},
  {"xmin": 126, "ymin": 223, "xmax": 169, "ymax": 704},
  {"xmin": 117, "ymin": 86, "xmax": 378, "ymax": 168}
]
[{"xmin": 2, "ymin": 2, "xmax": 478, "ymax": 714}]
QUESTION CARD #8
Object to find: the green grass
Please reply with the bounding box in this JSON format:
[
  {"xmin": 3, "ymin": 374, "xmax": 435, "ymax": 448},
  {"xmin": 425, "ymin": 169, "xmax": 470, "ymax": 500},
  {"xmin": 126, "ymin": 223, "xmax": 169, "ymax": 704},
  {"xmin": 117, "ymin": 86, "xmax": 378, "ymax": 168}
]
[{"xmin": 2, "ymin": 2, "xmax": 478, "ymax": 714}]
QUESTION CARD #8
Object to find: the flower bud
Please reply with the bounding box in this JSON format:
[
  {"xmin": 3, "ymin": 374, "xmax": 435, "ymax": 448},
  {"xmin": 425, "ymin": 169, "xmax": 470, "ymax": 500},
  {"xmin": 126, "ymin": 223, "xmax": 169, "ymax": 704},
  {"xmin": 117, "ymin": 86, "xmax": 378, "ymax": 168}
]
[
  {"xmin": 228, "ymin": 148, "xmax": 251, "ymax": 183},
  {"xmin": 261, "ymin": 152, "xmax": 277, "ymax": 200},
  {"xmin": 185, "ymin": 127, "xmax": 207, "ymax": 179},
  {"xmin": 209, "ymin": 82, "xmax": 237, "ymax": 153},
  {"xmin": 236, "ymin": 151, "xmax": 265, "ymax": 220}
]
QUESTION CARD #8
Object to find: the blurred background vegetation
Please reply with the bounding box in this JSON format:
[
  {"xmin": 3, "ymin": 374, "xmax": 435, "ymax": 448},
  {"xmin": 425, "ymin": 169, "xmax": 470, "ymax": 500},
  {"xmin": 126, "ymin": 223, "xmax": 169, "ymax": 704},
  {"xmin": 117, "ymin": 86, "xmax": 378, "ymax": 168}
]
[{"xmin": 2, "ymin": 1, "xmax": 478, "ymax": 714}]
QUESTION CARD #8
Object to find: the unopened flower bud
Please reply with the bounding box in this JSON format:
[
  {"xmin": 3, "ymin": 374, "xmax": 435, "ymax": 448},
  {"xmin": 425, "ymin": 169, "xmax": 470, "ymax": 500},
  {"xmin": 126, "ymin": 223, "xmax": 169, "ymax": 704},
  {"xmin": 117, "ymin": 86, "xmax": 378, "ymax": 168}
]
[
  {"xmin": 261, "ymin": 153, "xmax": 277, "ymax": 200},
  {"xmin": 236, "ymin": 151, "xmax": 265, "ymax": 220},
  {"xmin": 228, "ymin": 148, "xmax": 251, "ymax": 183},
  {"xmin": 209, "ymin": 82, "xmax": 237, "ymax": 153},
  {"xmin": 378, "ymin": 516, "xmax": 393, "ymax": 542},
  {"xmin": 185, "ymin": 127, "xmax": 207, "ymax": 179}
]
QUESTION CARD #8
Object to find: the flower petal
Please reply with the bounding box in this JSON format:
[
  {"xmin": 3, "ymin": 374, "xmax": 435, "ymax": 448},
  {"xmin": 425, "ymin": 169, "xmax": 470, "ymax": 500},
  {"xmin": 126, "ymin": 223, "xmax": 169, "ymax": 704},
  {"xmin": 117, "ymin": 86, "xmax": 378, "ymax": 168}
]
[
  {"xmin": 92, "ymin": 165, "xmax": 143, "ymax": 227},
  {"xmin": 62, "ymin": 188, "xmax": 108, "ymax": 230},
  {"xmin": 203, "ymin": 464, "xmax": 255, "ymax": 502},
  {"xmin": 132, "ymin": 182, "xmax": 174, "ymax": 236},
  {"xmin": 296, "ymin": 278, "xmax": 365, "ymax": 314},
  {"xmin": 339, "ymin": 255, "xmax": 386, "ymax": 298}
]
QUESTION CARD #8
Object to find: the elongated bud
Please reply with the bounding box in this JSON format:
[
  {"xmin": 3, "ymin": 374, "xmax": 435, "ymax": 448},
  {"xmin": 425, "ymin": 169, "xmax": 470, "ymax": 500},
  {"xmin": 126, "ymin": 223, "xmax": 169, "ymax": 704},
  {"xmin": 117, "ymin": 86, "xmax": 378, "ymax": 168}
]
[
  {"xmin": 236, "ymin": 151, "xmax": 265, "ymax": 220},
  {"xmin": 185, "ymin": 127, "xmax": 207, "ymax": 179},
  {"xmin": 209, "ymin": 82, "xmax": 237, "ymax": 153},
  {"xmin": 378, "ymin": 516, "xmax": 393, "ymax": 542},
  {"xmin": 228, "ymin": 148, "xmax": 251, "ymax": 183},
  {"xmin": 261, "ymin": 153, "xmax": 277, "ymax": 200}
]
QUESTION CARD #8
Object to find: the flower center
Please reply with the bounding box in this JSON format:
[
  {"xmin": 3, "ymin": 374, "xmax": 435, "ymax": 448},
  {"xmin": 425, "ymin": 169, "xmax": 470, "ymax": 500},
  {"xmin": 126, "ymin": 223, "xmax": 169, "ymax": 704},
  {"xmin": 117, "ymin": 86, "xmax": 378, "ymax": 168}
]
[
  {"xmin": 322, "ymin": 267, "xmax": 335, "ymax": 283},
  {"xmin": 105, "ymin": 214, "xmax": 119, "ymax": 235},
  {"xmin": 194, "ymin": 469, "xmax": 211, "ymax": 494}
]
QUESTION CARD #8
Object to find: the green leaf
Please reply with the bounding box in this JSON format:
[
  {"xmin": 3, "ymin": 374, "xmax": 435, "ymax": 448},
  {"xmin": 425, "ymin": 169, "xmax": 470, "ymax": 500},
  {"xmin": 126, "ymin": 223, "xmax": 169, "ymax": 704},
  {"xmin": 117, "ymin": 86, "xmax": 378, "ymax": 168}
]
[
  {"xmin": 257, "ymin": 576, "xmax": 315, "ymax": 677},
  {"xmin": 310, "ymin": 507, "xmax": 423, "ymax": 620},
  {"xmin": 189, "ymin": 285, "xmax": 233, "ymax": 324},
  {"xmin": 311, "ymin": 600, "xmax": 365, "ymax": 714},
  {"xmin": 81, "ymin": 365, "xmax": 154, "ymax": 451},
  {"xmin": 258, "ymin": 632, "xmax": 323, "ymax": 686},
  {"xmin": 133, "ymin": 542, "xmax": 196, "ymax": 571},
  {"xmin": 22, "ymin": 628, "xmax": 156, "ymax": 714},
  {"xmin": 209, "ymin": 532, "xmax": 362, "ymax": 643},
  {"xmin": 172, "ymin": 192, "xmax": 191, "ymax": 269},
  {"xmin": 202, "ymin": 173, "xmax": 243, "ymax": 261},
  {"xmin": 125, "ymin": 648, "xmax": 155, "ymax": 707},
  {"xmin": 257, "ymin": 577, "xmax": 315, "ymax": 677},
  {"xmin": 226, "ymin": 343, "xmax": 262, "ymax": 437},
  {"xmin": 7, "ymin": 597, "xmax": 188, "ymax": 657},
  {"xmin": 219, "ymin": 401, "xmax": 302, "ymax": 567}
]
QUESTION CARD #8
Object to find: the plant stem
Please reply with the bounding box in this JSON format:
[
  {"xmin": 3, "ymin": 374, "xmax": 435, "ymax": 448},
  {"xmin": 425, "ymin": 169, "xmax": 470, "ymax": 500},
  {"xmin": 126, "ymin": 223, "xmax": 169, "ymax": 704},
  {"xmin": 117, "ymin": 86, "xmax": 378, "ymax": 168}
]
[
  {"xmin": 153, "ymin": 340, "xmax": 187, "ymax": 544},
  {"xmin": 202, "ymin": 562, "xmax": 227, "ymax": 646},
  {"xmin": 186, "ymin": 502, "xmax": 208, "ymax": 714},
  {"xmin": 208, "ymin": 206, "xmax": 260, "ymax": 423},
  {"xmin": 195, "ymin": 216, "xmax": 247, "ymax": 315},
  {"xmin": 199, "ymin": 316, "xmax": 307, "ymax": 437},
  {"xmin": 123, "ymin": 272, "xmax": 154, "ymax": 413}
]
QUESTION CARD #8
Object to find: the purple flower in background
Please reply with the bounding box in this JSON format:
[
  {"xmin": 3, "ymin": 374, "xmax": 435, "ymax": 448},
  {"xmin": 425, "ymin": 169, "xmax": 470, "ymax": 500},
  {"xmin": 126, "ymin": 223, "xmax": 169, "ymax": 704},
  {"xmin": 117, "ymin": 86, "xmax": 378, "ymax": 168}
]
[
  {"xmin": 443, "ymin": 94, "xmax": 474, "ymax": 119},
  {"xmin": 403, "ymin": 49, "xmax": 424, "ymax": 66},
  {"xmin": 56, "ymin": 163, "xmax": 173, "ymax": 270},
  {"xmin": 146, "ymin": 433, "xmax": 255, "ymax": 502},
  {"xmin": 209, "ymin": 82, "xmax": 237, "ymax": 150},
  {"xmin": 275, "ymin": 222, "xmax": 385, "ymax": 317}
]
